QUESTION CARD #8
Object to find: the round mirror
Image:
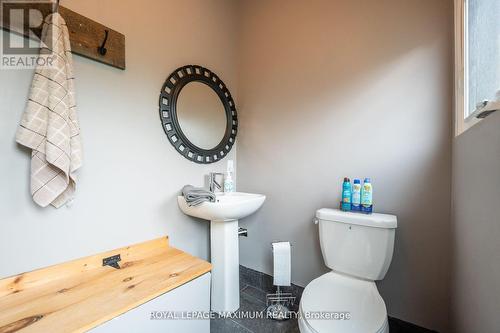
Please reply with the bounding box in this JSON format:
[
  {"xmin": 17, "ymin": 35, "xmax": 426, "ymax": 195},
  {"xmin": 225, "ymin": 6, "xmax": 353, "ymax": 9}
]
[
  {"xmin": 176, "ymin": 82, "xmax": 227, "ymax": 150},
  {"xmin": 159, "ymin": 65, "xmax": 238, "ymax": 164}
]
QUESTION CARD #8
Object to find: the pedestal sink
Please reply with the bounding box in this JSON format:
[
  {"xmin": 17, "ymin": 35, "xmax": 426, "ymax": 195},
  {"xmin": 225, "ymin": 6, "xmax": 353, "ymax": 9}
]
[{"xmin": 178, "ymin": 192, "xmax": 266, "ymax": 313}]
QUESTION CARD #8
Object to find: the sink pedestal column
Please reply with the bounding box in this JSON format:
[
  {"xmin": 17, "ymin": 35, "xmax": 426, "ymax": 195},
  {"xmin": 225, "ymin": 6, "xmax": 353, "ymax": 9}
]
[{"xmin": 210, "ymin": 219, "xmax": 239, "ymax": 313}]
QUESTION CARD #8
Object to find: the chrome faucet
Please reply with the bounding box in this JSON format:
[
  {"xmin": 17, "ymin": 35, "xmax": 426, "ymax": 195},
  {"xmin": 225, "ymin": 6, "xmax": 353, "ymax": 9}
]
[{"xmin": 209, "ymin": 172, "xmax": 224, "ymax": 193}]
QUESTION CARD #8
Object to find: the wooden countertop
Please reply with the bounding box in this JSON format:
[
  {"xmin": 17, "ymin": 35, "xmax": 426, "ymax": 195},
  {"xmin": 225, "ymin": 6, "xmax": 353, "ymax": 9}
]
[{"xmin": 0, "ymin": 237, "xmax": 211, "ymax": 333}]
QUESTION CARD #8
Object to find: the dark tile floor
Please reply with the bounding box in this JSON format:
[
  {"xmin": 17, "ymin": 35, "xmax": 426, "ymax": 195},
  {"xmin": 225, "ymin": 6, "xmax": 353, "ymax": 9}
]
[
  {"xmin": 211, "ymin": 266, "xmax": 439, "ymax": 333},
  {"xmin": 210, "ymin": 286, "xmax": 439, "ymax": 333},
  {"xmin": 210, "ymin": 284, "xmax": 299, "ymax": 333}
]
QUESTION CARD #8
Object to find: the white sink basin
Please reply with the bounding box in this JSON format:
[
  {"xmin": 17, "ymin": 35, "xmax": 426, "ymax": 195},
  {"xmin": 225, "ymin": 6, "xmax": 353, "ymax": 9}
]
[
  {"xmin": 177, "ymin": 192, "xmax": 266, "ymax": 221},
  {"xmin": 177, "ymin": 191, "xmax": 266, "ymax": 313}
]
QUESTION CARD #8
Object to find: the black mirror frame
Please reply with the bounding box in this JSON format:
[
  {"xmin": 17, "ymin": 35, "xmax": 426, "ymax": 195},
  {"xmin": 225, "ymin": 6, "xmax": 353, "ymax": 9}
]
[{"xmin": 159, "ymin": 65, "xmax": 238, "ymax": 164}]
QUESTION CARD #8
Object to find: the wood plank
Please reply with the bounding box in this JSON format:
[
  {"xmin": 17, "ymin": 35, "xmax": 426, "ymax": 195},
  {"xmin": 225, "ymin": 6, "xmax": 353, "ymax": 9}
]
[
  {"xmin": 0, "ymin": 236, "xmax": 212, "ymax": 333},
  {"xmin": 0, "ymin": 1, "xmax": 125, "ymax": 69}
]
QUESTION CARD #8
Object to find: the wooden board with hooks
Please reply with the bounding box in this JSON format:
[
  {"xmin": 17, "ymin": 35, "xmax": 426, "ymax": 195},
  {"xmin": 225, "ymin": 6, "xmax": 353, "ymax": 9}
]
[{"xmin": 0, "ymin": 2, "xmax": 125, "ymax": 69}]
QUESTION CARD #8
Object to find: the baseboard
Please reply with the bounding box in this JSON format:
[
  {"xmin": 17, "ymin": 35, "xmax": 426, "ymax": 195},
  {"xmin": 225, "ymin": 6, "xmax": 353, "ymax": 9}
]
[
  {"xmin": 239, "ymin": 265, "xmax": 304, "ymax": 302},
  {"xmin": 239, "ymin": 265, "xmax": 439, "ymax": 333},
  {"xmin": 388, "ymin": 317, "xmax": 439, "ymax": 333}
]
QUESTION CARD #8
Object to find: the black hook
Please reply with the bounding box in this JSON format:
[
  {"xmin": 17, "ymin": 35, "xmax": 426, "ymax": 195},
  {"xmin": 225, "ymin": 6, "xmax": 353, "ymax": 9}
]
[
  {"xmin": 98, "ymin": 30, "xmax": 109, "ymax": 56},
  {"xmin": 102, "ymin": 254, "xmax": 121, "ymax": 270}
]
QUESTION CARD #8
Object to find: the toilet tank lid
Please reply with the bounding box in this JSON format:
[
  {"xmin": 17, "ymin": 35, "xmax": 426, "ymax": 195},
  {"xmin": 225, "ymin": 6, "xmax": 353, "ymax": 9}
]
[{"xmin": 316, "ymin": 208, "xmax": 397, "ymax": 229}]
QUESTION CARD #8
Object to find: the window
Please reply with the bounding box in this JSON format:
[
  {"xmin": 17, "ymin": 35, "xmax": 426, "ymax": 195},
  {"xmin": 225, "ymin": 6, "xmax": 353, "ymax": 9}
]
[{"xmin": 454, "ymin": 0, "xmax": 500, "ymax": 135}]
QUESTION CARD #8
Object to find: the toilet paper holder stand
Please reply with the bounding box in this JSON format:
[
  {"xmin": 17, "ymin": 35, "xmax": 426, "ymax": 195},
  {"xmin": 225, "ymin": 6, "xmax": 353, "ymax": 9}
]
[
  {"xmin": 266, "ymin": 286, "xmax": 296, "ymax": 321},
  {"xmin": 267, "ymin": 242, "xmax": 295, "ymax": 321}
]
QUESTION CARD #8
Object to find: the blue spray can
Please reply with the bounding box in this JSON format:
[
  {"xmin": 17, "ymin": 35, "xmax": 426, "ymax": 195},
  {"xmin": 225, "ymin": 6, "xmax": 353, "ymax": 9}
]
[
  {"xmin": 361, "ymin": 178, "xmax": 373, "ymax": 214},
  {"xmin": 351, "ymin": 179, "xmax": 362, "ymax": 211},
  {"xmin": 341, "ymin": 177, "xmax": 352, "ymax": 211}
]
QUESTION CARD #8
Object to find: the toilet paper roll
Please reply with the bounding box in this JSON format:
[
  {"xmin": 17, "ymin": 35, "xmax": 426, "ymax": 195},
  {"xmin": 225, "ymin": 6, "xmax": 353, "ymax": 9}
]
[{"xmin": 272, "ymin": 242, "xmax": 291, "ymax": 286}]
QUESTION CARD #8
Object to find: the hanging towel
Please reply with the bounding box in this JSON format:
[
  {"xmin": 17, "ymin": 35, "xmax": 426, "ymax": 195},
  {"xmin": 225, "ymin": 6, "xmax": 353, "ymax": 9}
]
[{"xmin": 15, "ymin": 13, "xmax": 82, "ymax": 208}]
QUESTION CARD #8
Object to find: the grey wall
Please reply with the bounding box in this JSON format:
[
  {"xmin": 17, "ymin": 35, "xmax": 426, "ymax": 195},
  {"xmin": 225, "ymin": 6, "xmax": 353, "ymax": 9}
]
[
  {"xmin": 451, "ymin": 112, "xmax": 500, "ymax": 333},
  {"xmin": 0, "ymin": 0, "xmax": 239, "ymax": 278},
  {"xmin": 236, "ymin": 0, "xmax": 453, "ymax": 331}
]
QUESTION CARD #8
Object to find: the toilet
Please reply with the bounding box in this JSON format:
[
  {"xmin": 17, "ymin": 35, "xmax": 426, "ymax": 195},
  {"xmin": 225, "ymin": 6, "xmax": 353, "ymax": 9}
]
[{"xmin": 298, "ymin": 208, "xmax": 397, "ymax": 333}]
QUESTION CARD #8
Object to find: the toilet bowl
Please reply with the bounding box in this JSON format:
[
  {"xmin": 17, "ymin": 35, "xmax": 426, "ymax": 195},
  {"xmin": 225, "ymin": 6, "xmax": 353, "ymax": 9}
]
[
  {"xmin": 298, "ymin": 209, "xmax": 397, "ymax": 333},
  {"xmin": 298, "ymin": 272, "xmax": 388, "ymax": 333}
]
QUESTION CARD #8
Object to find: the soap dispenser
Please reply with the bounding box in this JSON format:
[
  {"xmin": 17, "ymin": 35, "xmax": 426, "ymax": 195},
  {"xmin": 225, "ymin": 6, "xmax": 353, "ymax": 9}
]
[{"xmin": 224, "ymin": 160, "xmax": 235, "ymax": 193}]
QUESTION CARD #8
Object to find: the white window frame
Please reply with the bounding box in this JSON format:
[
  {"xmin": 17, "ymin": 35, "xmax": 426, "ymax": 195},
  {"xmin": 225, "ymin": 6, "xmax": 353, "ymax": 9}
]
[{"xmin": 454, "ymin": 0, "xmax": 481, "ymax": 136}]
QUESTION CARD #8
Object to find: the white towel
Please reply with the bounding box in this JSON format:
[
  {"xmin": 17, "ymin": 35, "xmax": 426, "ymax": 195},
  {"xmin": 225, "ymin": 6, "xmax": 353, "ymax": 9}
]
[{"xmin": 16, "ymin": 13, "xmax": 82, "ymax": 208}]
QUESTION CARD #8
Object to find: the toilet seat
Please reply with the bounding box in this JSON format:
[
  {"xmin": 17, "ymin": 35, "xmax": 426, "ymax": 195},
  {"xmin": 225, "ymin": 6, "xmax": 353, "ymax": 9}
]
[{"xmin": 298, "ymin": 272, "xmax": 388, "ymax": 333}]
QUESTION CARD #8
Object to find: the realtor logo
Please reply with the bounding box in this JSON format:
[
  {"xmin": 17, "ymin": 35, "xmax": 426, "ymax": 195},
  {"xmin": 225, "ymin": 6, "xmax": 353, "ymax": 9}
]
[{"xmin": 1, "ymin": 0, "xmax": 55, "ymax": 68}]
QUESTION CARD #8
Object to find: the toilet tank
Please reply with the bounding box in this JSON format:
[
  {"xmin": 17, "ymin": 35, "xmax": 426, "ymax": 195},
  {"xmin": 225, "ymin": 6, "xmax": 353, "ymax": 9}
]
[{"xmin": 316, "ymin": 208, "xmax": 397, "ymax": 281}]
